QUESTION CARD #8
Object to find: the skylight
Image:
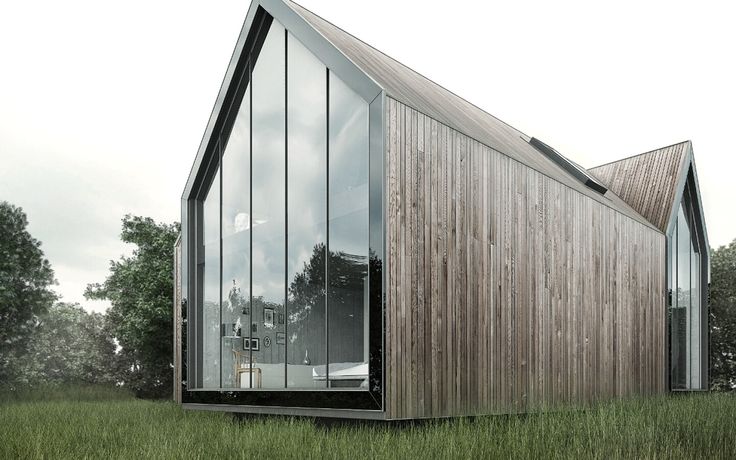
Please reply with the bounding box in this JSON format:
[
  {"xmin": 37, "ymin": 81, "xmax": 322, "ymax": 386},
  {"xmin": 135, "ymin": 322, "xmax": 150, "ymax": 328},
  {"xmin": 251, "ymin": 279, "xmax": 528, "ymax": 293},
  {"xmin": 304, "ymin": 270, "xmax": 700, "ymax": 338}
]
[{"xmin": 529, "ymin": 137, "xmax": 608, "ymax": 194}]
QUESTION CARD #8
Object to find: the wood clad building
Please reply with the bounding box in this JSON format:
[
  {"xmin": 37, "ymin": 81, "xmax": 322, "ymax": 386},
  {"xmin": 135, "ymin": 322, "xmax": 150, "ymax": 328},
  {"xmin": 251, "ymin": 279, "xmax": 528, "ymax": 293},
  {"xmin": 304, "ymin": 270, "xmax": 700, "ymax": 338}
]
[{"xmin": 174, "ymin": 0, "xmax": 709, "ymax": 420}]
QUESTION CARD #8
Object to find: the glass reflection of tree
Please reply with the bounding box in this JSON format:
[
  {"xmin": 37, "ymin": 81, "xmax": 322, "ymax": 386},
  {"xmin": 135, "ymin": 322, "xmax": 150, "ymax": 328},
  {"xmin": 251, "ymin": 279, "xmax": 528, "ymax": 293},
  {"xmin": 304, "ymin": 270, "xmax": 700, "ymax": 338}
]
[
  {"xmin": 287, "ymin": 243, "xmax": 368, "ymax": 365},
  {"xmin": 224, "ymin": 280, "xmax": 283, "ymax": 328},
  {"xmin": 671, "ymin": 286, "xmax": 693, "ymax": 388},
  {"xmin": 228, "ymin": 280, "xmax": 248, "ymax": 316},
  {"xmin": 247, "ymin": 296, "xmax": 283, "ymax": 324}
]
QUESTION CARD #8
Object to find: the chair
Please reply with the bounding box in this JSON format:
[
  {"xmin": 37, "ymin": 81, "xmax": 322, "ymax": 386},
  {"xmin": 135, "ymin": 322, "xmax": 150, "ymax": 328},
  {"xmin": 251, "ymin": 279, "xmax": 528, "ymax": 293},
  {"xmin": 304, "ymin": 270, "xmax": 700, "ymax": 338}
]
[{"xmin": 232, "ymin": 350, "xmax": 261, "ymax": 388}]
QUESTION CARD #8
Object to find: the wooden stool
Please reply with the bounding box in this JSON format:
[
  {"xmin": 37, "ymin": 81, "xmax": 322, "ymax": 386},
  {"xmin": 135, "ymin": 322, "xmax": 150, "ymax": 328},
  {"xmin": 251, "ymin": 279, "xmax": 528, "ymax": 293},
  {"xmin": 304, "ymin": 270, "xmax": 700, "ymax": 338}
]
[
  {"xmin": 236, "ymin": 367, "xmax": 262, "ymax": 388},
  {"xmin": 232, "ymin": 350, "xmax": 261, "ymax": 388}
]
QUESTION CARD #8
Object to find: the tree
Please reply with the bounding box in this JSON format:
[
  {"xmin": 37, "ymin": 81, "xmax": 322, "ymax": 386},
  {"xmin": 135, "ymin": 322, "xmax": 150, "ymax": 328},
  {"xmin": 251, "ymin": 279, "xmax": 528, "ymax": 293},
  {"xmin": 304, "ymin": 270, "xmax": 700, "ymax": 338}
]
[
  {"xmin": 710, "ymin": 239, "xmax": 736, "ymax": 390},
  {"xmin": 12, "ymin": 302, "xmax": 118, "ymax": 386},
  {"xmin": 0, "ymin": 201, "xmax": 57, "ymax": 382},
  {"xmin": 85, "ymin": 215, "xmax": 179, "ymax": 398}
]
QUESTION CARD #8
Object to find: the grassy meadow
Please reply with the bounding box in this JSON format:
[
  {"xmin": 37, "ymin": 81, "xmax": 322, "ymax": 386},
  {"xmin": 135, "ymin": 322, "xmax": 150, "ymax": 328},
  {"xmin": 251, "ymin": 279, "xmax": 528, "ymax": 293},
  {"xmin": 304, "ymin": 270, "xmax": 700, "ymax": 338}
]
[{"xmin": 1, "ymin": 386, "xmax": 734, "ymax": 459}]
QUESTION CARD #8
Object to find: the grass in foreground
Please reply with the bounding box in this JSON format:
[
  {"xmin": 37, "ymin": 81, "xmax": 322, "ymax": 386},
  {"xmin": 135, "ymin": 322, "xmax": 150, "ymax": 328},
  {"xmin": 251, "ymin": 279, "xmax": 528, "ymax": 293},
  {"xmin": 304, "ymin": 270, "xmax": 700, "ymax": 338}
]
[{"xmin": 1, "ymin": 386, "xmax": 735, "ymax": 459}]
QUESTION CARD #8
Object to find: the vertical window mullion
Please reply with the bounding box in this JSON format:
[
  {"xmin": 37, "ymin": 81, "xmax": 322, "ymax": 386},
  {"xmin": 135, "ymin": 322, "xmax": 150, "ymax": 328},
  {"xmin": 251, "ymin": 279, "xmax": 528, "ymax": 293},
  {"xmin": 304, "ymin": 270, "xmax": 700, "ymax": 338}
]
[
  {"xmin": 284, "ymin": 28, "xmax": 288, "ymax": 389},
  {"xmin": 248, "ymin": 56, "xmax": 253, "ymax": 390},
  {"xmin": 325, "ymin": 68, "xmax": 330, "ymax": 388},
  {"xmin": 689, "ymin": 202, "xmax": 694, "ymax": 388},
  {"xmin": 218, "ymin": 142, "xmax": 223, "ymax": 390}
]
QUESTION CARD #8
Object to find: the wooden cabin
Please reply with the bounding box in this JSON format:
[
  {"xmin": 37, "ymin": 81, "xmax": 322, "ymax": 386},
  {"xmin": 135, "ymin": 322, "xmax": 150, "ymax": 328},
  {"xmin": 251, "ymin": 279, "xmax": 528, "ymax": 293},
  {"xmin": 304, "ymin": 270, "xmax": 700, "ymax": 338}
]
[{"xmin": 173, "ymin": 0, "xmax": 709, "ymax": 419}]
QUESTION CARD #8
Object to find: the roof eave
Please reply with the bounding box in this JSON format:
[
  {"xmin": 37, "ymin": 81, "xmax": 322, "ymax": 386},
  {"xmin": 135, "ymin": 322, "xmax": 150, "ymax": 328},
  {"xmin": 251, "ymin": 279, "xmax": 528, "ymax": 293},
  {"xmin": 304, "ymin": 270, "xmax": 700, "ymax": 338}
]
[{"xmin": 181, "ymin": 1, "xmax": 260, "ymax": 200}]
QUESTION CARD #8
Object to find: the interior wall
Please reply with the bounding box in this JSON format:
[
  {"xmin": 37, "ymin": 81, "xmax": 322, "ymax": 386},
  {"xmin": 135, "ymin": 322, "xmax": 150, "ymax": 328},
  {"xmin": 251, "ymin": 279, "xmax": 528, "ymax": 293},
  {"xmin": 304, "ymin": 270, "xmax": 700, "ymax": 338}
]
[{"xmin": 384, "ymin": 98, "xmax": 667, "ymax": 419}]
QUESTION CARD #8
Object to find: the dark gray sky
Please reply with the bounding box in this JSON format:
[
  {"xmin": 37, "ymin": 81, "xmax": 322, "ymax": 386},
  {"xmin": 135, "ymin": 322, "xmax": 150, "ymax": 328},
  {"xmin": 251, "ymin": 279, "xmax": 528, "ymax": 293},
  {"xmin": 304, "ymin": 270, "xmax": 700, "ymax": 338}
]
[{"xmin": 1, "ymin": 0, "xmax": 734, "ymax": 312}]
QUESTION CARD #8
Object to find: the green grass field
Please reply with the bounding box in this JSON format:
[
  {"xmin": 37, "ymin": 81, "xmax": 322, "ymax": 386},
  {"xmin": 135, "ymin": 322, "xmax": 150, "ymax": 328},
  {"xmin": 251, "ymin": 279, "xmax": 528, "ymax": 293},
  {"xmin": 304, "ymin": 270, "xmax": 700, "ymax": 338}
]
[{"xmin": 1, "ymin": 387, "xmax": 734, "ymax": 459}]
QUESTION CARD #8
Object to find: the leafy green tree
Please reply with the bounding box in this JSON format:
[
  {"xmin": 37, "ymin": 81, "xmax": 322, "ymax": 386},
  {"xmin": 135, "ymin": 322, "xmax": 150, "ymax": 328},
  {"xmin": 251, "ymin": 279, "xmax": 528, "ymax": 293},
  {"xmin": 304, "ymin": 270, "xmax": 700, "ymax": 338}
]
[
  {"xmin": 12, "ymin": 302, "xmax": 118, "ymax": 386},
  {"xmin": 85, "ymin": 215, "xmax": 179, "ymax": 398},
  {"xmin": 0, "ymin": 201, "xmax": 57, "ymax": 382},
  {"xmin": 710, "ymin": 239, "xmax": 736, "ymax": 390}
]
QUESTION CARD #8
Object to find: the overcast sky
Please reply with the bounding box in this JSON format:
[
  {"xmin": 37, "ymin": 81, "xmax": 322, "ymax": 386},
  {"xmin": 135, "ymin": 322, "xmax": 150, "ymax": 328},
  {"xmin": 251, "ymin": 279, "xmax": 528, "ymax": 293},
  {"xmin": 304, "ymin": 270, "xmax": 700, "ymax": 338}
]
[{"xmin": 1, "ymin": 0, "xmax": 734, "ymax": 312}]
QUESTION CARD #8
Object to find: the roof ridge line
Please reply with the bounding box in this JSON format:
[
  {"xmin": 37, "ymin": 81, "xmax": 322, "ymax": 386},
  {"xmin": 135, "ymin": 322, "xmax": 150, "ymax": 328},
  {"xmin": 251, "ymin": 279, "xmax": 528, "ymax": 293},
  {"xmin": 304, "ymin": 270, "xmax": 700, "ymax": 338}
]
[
  {"xmin": 285, "ymin": 0, "xmax": 534, "ymax": 141},
  {"xmin": 284, "ymin": 0, "xmax": 658, "ymax": 232},
  {"xmin": 588, "ymin": 140, "xmax": 691, "ymax": 171}
]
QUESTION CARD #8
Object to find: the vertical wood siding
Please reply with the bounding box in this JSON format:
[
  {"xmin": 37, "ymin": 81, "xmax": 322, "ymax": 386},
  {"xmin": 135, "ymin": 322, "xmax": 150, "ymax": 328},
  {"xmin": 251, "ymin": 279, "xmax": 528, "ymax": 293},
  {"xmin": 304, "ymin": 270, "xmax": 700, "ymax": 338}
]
[
  {"xmin": 588, "ymin": 142, "xmax": 688, "ymax": 232},
  {"xmin": 385, "ymin": 98, "xmax": 666, "ymax": 420}
]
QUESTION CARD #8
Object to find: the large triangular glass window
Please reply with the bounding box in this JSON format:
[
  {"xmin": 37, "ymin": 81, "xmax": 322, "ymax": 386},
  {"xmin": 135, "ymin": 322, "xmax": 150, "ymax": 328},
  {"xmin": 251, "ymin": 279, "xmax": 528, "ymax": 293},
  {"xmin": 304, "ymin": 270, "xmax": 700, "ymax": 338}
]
[{"xmin": 193, "ymin": 17, "xmax": 369, "ymax": 391}]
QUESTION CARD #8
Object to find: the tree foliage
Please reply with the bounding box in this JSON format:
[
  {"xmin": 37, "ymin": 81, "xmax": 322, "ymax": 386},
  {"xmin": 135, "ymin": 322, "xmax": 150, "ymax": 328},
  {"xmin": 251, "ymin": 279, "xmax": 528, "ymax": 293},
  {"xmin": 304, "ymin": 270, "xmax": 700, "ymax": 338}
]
[
  {"xmin": 9, "ymin": 302, "xmax": 118, "ymax": 387},
  {"xmin": 710, "ymin": 239, "xmax": 736, "ymax": 390},
  {"xmin": 0, "ymin": 201, "xmax": 57, "ymax": 382},
  {"xmin": 286, "ymin": 243, "xmax": 370, "ymax": 365},
  {"xmin": 85, "ymin": 215, "xmax": 179, "ymax": 398}
]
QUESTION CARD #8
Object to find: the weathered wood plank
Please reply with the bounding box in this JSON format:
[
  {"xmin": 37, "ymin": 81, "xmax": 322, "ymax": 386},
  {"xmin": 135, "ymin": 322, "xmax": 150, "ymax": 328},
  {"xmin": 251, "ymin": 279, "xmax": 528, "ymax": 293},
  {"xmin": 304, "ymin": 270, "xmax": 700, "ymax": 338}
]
[
  {"xmin": 385, "ymin": 99, "xmax": 666, "ymax": 420},
  {"xmin": 589, "ymin": 142, "xmax": 688, "ymax": 231},
  {"xmin": 422, "ymin": 114, "xmax": 432, "ymax": 417},
  {"xmin": 388, "ymin": 97, "xmax": 399, "ymax": 417},
  {"xmin": 173, "ymin": 237, "xmax": 182, "ymax": 404}
]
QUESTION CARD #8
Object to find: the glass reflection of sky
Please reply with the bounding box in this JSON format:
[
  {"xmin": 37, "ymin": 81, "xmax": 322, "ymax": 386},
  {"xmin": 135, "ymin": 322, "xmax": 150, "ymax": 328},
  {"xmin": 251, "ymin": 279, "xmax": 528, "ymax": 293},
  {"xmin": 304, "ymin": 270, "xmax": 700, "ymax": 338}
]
[
  {"xmin": 286, "ymin": 32, "xmax": 327, "ymax": 386},
  {"xmin": 251, "ymin": 20, "xmax": 286, "ymax": 387},
  {"xmin": 329, "ymin": 73, "xmax": 368, "ymax": 260},
  {"xmin": 252, "ymin": 21, "xmax": 285, "ymax": 306}
]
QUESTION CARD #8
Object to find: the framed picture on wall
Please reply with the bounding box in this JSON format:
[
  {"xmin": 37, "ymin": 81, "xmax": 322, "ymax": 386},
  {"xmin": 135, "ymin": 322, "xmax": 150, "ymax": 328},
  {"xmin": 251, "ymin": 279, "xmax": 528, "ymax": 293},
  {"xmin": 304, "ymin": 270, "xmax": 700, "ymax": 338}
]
[
  {"xmin": 264, "ymin": 308, "xmax": 274, "ymax": 328},
  {"xmin": 276, "ymin": 332, "xmax": 285, "ymax": 345},
  {"xmin": 222, "ymin": 323, "xmax": 241, "ymax": 337},
  {"xmin": 243, "ymin": 338, "xmax": 260, "ymax": 351}
]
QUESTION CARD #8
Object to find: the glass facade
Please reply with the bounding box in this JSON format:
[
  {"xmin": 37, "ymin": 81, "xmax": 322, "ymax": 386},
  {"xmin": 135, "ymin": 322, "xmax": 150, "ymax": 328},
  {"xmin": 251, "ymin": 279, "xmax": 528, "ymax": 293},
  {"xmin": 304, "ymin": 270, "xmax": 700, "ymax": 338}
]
[
  {"xmin": 251, "ymin": 20, "xmax": 286, "ymax": 389},
  {"xmin": 327, "ymin": 72, "xmax": 369, "ymax": 388},
  {"xmin": 201, "ymin": 169, "xmax": 220, "ymax": 389},
  {"xmin": 286, "ymin": 33, "xmax": 327, "ymax": 388},
  {"xmin": 669, "ymin": 184, "xmax": 704, "ymax": 390},
  {"xmin": 191, "ymin": 20, "xmax": 370, "ymax": 391},
  {"xmin": 221, "ymin": 82, "xmax": 250, "ymax": 389}
]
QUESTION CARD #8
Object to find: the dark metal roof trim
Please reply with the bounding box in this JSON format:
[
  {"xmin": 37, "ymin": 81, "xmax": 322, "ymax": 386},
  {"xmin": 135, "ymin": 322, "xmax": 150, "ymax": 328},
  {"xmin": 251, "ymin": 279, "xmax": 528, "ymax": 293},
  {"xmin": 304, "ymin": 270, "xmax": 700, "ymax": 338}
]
[{"xmin": 529, "ymin": 137, "xmax": 608, "ymax": 195}]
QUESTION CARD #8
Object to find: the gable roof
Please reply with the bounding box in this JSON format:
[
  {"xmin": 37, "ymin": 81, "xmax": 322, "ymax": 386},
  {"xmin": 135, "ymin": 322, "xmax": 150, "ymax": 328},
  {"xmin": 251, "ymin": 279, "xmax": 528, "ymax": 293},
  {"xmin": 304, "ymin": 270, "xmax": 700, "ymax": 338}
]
[
  {"xmin": 588, "ymin": 141, "xmax": 689, "ymax": 232},
  {"xmin": 589, "ymin": 140, "xmax": 710, "ymax": 272},
  {"xmin": 184, "ymin": 0, "xmax": 657, "ymax": 230}
]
